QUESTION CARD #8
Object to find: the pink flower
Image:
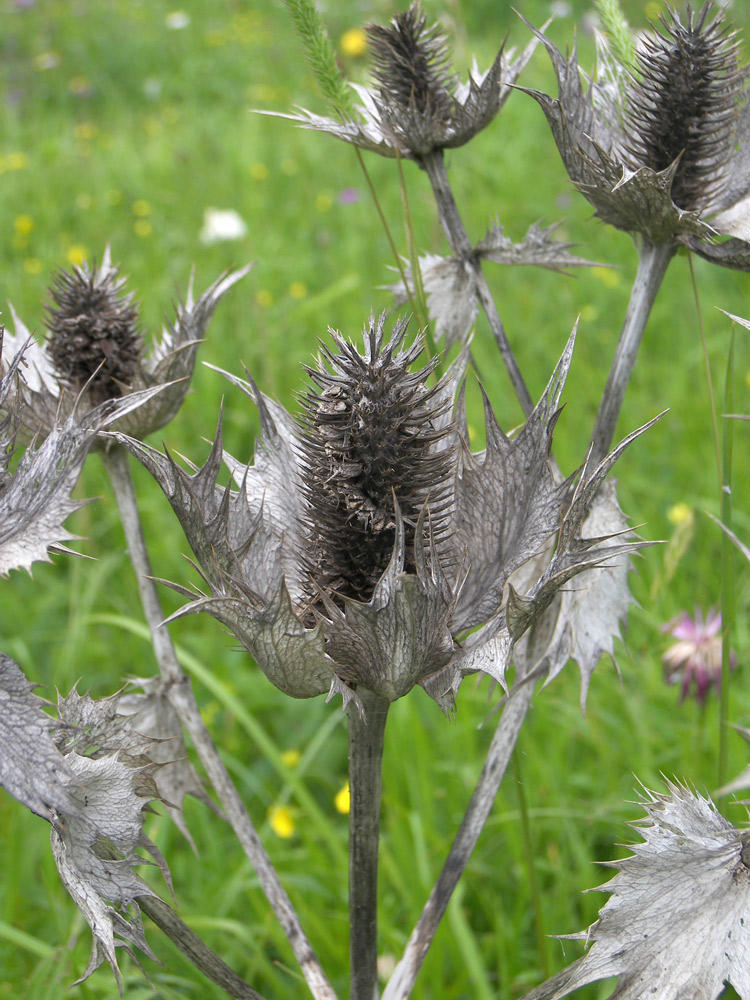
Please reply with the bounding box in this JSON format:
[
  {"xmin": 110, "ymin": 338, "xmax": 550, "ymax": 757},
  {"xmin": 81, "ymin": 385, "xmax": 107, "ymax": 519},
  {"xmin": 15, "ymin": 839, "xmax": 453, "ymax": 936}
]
[{"xmin": 661, "ymin": 608, "xmax": 735, "ymax": 704}]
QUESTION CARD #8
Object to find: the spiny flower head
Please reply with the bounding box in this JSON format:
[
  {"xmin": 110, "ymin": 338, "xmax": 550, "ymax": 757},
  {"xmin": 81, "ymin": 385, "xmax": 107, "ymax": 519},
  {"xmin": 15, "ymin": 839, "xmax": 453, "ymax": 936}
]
[
  {"xmin": 45, "ymin": 256, "xmax": 141, "ymax": 404},
  {"xmin": 366, "ymin": 3, "xmax": 455, "ymax": 150},
  {"xmin": 117, "ymin": 314, "xmax": 654, "ymax": 714},
  {"xmin": 621, "ymin": 4, "xmax": 743, "ymax": 213},
  {"xmin": 300, "ymin": 316, "xmax": 452, "ymax": 607},
  {"xmin": 523, "ymin": 3, "xmax": 750, "ymax": 259},
  {"xmin": 0, "ymin": 247, "xmax": 250, "ymax": 443},
  {"xmin": 266, "ymin": 2, "xmax": 540, "ymax": 160}
]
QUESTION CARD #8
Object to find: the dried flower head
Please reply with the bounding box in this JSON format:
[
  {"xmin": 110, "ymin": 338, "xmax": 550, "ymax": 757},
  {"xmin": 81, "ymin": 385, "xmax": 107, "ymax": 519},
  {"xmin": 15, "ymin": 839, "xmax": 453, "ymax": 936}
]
[
  {"xmin": 300, "ymin": 319, "xmax": 452, "ymax": 607},
  {"xmin": 523, "ymin": 3, "xmax": 750, "ymax": 262},
  {"xmin": 45, "ymin": 256, "xmax": 141, "ymax": 405},
  {"xmin": 662, "ymin": 606, "xmax": 735, "ymax": 703},
  {"xmin": 0, "ymin": 247, "xmax": 250, "ymax": 443},
  {"xmin": 116, "ymin": 314, "xmax": 654, "ymax": 714},
  {"xmin": 265, "ymin": 2, "xmax": 540, "ymax": 160}
]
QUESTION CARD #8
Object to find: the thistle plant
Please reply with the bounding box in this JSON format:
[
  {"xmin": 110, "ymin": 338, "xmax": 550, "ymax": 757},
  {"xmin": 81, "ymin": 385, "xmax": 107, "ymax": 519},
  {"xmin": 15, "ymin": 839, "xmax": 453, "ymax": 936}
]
[
  {"xmin": 522, "ymin": 1, "xmax": 750, "ymax": 465},
  {"xmin": 0, "ymin": 2, "xmax": 748, "ymax": 999}
]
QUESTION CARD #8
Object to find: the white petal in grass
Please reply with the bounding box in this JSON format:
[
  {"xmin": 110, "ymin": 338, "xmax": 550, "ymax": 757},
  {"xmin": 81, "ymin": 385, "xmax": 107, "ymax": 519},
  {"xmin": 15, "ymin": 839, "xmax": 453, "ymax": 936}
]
[
  {"xmin": 199, "ymin": 208, "xmax": 248, "ymax": 245},
  {"xmin": 554, "ymin": 782, "xmax": 750, "ymax": 1000}
]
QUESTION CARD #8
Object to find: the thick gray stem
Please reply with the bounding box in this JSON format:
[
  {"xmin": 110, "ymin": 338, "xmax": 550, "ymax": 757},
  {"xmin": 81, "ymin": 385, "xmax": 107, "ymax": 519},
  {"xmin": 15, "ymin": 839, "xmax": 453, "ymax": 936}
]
[
  {"xmin": 101, "ymin": 443, "xmax": 338, "ymax": 1000},
  {"xmin": 587, "ymin": 240, "xmax": 674, "ymax": 471},
  {"xmin": 139, "ymin": 894, "xmax": 266, "ymax": 1000},
  {"xmin": 382, "ymin": 680, "xmax": 535, "ymax": 1000},
  {"xmin": 420, "ymin": 150, "xmax": 534, "ymax": 416},
  {"xmin": 348, "ymin": 689, "xmax": 390, "ymax": 1000}
]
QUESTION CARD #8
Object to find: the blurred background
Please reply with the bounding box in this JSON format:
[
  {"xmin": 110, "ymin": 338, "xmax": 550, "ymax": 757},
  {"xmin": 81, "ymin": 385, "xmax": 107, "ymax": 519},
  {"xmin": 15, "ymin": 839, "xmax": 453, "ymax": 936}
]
[{"xmin": 1, "ymin": 1, "xmax": 749, "ymax": 997}]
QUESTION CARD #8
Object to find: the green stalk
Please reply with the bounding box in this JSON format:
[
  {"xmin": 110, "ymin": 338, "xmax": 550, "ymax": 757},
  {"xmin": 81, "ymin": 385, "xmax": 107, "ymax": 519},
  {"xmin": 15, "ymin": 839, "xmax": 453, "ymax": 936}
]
[
  {"xmin": 348, "ymin": 688, "xmax": 390, "ymax": 1000},
  {"xmin": 689, "ymin": 254, "xmax": 722, "ymax": 487},
  {"xmin": 513, "ymin": 751, "xmax": 550, "ymax": 979},
  {"xmin": 718, "ymin": 330, "xmax": 735, "ymax": 801},
  {"xmin": 395, "ymin": 154, "xmax": 434, "ymax": 355},
  {"xmin": 355, "ymin": 148, "xmax": 424, "ymax": 330}
]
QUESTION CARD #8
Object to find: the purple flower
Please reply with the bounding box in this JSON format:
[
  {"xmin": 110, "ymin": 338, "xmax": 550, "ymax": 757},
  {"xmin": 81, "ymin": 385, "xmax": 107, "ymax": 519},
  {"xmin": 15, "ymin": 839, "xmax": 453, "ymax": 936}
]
[
  {"xmin": 661, "ymin": 607, "xmax": 735, "ymax": 704},
  {"xmin": 338, "ymin": 187, "xmax": 360, "ymax": 205}
]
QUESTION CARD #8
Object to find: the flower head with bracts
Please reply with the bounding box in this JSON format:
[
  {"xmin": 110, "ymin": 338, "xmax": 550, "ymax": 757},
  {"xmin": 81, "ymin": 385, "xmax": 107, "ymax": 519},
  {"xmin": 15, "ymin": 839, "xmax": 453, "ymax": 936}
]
[
  {"xmin": 0, "ymin": 330, "xmax": 169, "ymax": 576},
  {"xmin": 0, "ymin": 247, "xmax": 251, "ymax": 443},
  {"xmin": 268, "ymin": 1, "xmax": 539, "ymax": 161},
  {"xmin": 115, "ymin": 312, "xmax": 656, "ymax": 715},
  {"xmin": 522, "ymin": 3, "xmax": 750, "ymax": 268}
]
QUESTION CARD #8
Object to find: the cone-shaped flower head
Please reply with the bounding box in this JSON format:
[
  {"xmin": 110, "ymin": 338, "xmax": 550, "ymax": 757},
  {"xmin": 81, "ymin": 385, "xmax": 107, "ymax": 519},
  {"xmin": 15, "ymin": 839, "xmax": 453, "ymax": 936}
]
[
  {"xmin": 0, "ymin": 247, "xmax": 250, "ymax": 442},
  {"xmin": 524, "ymin": 3, "xmax": 750, "ymax": 262},
  {"xmin": 266, "ymin": 2, "xmax": 540, "ymax": 161},
  {"xmin": 45, "ymin": 256, "xmax": 141, "ymax": 405},
  {"xmin": 116, "ymin": 313, "xmax": 655, "ymax": 715},
  {"xmin": 299, "ymin": 319, "xmax": 452, "ymax": 608}
]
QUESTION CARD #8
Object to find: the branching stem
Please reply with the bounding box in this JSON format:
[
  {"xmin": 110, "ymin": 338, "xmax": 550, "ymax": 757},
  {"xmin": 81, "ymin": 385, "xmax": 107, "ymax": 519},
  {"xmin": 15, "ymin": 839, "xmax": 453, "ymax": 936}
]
[
  {"xmin": 420, "ymin": 150, "xmax": 534, "ymax": 416},
  {"xmin": 382, "ymin": 679, "xmax": 535, "ymax": 1000},
  {"xmin": 348, "ymin": 688, "xmax": 390, "ymax": 1000},
  {"xmin": 101, "ymin": 442, "xmax": 338, "ymax": 1000}
]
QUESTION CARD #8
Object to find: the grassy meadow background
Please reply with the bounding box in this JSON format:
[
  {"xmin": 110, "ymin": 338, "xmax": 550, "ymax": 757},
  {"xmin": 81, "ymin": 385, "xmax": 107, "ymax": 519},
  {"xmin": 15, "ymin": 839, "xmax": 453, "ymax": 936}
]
[{"xmin": 1, "ymin": 0, "xmax": 750, "ymax": 996}]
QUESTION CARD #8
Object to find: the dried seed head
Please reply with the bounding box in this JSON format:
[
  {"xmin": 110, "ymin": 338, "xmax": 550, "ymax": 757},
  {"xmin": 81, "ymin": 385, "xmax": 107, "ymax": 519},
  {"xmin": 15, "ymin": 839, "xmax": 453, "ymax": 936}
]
[
  {"xmin": 300, "ymin": 313, "xmax": 453, "ymax": 607},
  {"xmin": 622, "ymin": 3, "xmax": 743, "ymax": 211},
  {"xmin": 367, "ymin": 2, "xmax": 454, "ymax": 126},
  {"xmin": 46, "ymin": 257, "xmax": 141, "ymax": 404}
]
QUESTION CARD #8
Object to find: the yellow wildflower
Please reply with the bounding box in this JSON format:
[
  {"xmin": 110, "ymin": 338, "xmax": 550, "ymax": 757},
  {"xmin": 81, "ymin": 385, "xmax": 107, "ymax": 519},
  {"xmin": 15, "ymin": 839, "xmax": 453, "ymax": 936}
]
[
  {"xmin": 268, "ymin": 804, "xmax": 295, "ymax": 839},
  {"xmin": 251, "ymin": 162, "xmax": 269, "ymax": 182},
  {"xmin": 66, "ymin": 245, "xmax": 89, "ymax": 267},
  {"xmin": 289, "ymin": 281, "xmax": 307, "ymax": 300},
  {"xmin": 667, "ymin": 502, "xmax": 693, "ymax": 527},
  {"xmin": 340, "ymin": 27, "xmax": 367, "ymax": 58},
  {"xmin": 14, "ymin": 216, "xmax": 33, "ymax": 235},
  {"xmin": 334, "ymin": 782, "xmax": 350, "ymax": 815},
  {"xmin": 255, "ymin": 290, "xmax": 273, "ymax": 308},
  {"xmin": 281, "ymin": 748, "xmax": 301, "ymax": 768}
]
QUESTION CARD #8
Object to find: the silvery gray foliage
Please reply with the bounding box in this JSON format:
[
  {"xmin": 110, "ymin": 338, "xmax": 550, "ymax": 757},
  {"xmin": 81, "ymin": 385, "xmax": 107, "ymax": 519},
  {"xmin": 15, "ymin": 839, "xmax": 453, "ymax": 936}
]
[
  {"xmin": 521, "ymin": 7, "xmax": 750, "ymax": 261},
  {"xmin": 51, "ymin": 685, "xmax": 172, "ymax": 989},
  {"xmin": 264, "ymin": 2, "xmax": 540, "ymax": 160},
  {"xmin": 117, "ymin": 677, "xmax": 219, "ymax": 851},
  {"xmin": 513, "ymin": 478, "xmax": 635, "ymax": 708},
  {"xmin": 0, "ymin": 248, "xmax": 251, "ymax": 442},
  {"xmin": 0, "ymin": 341, "xmax": 169, "ymax": 576},
  {"xmin": 114, "ymin": 317, "xmax": 649, "ymax": 714},
  {"xmin": 553, "ymin": 781, "xmax": 750, "ymax": 1000},
  {"xmin": 387, "ymin": 223, "xmax": 600, "ymax": 348},
  {"xmin": 0, "ymin": 660, "xmax": 171, "ymax": 990},
  {"xmin": 452, "ymin": 406, "xmax": 659, "ymax": 690},
  {"xmin": 0, "ymin": 653, "xmax": 77, "ymax": 822}
]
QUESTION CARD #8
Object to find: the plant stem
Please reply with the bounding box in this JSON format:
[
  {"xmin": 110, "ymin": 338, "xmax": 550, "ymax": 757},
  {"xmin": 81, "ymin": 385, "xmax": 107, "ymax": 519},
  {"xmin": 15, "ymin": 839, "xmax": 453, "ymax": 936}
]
[
  {"xmin": 689, "ymin": 253, "xmax": 722, "ymax": 488},
  {"xmin": 513, "ymin": 750, "xmax": 549, "ymax": 979},
  {"xmin": 139, "ymin": 894, "xmax": 265, "ymax": 1000},
  {"xmin": 348, "ymin": 688, "xmax": 390, "ymax": 1000},
  {"xmin": 101, "ymin": 443, "xmax": 338, "ymax": 1000},
  {"xmin": 420, "ymin": 150, "xmax": 534, "ymax": 416},
  {"xmin": 718, "ymin": 330, "xmax": 735, "ymax": 800},
  {"xmin": 587, "ymin": 239, "xmax": 674, "ymax": 471},
  {"xmin": 382, "ymin": 679, "xmax": 535, "ymax": 1000}
]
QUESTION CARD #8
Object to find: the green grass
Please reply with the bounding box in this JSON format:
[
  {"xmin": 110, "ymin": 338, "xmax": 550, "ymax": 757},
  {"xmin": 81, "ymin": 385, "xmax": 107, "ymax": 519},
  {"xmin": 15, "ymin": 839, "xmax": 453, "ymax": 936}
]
[{"xmin": 1, "ymin": 0, "xmax": 750, "ymax": 997}]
